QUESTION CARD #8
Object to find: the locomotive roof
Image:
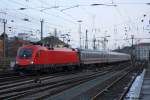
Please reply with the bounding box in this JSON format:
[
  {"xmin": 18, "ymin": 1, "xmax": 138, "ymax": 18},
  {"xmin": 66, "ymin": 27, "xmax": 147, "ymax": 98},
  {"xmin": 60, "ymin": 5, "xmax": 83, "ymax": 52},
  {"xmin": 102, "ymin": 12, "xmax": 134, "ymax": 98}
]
[
  {"xmin": 20, "ymin": 45, "xmax": 77, "ymax": 52},
  {"xmin": 21, "ymin": 45, "xmax": 46, "ymax": 48}
]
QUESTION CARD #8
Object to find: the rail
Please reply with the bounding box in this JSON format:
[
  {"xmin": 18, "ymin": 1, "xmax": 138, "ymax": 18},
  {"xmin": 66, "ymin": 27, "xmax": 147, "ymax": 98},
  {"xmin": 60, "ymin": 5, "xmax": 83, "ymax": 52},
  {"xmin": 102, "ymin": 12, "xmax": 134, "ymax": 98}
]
[
  {"xmin": 91, "ymin": 62, "xmax": 144, "ymax": 100},
  {"xmin": 118, "ymin": 62, "xmax": 145, "ymax": 100},
  {"xmin": 0, "ymin": 71, "xmax": 107, "ymax": 99}
]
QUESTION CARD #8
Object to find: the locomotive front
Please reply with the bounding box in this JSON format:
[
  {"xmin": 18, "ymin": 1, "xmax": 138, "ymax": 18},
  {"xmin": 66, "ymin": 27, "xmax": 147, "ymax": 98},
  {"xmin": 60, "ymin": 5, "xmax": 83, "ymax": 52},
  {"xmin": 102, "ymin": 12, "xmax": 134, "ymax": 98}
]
[{"xmin": 14, "ymin": 46, "xmax": 37, "ymax": 73}]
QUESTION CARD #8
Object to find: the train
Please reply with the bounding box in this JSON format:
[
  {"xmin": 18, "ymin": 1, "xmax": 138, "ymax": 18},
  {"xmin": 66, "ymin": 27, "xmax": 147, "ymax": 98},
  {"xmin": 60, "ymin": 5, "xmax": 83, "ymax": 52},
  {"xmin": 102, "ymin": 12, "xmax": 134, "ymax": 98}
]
[{"xmin": 14, "ymin": 45, "xmax": 131, "ymax": 73}]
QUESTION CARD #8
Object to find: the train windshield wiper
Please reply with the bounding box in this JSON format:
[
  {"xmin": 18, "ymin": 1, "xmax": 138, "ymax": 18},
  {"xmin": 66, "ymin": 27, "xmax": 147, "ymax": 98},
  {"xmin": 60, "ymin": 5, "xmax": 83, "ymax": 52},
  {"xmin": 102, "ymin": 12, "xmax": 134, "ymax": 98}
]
[{"xmin": 18, "ymin": 48, "xmax": 32, "ymax": 58}]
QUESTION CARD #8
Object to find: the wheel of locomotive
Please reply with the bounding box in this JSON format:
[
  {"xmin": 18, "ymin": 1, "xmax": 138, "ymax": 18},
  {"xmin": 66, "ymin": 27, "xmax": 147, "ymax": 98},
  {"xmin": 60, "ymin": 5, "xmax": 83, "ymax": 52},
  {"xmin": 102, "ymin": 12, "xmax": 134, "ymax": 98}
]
[
  {"xmin": 74, "ymin": 64, "xmax": 82, "ymax": 71},
  {"xmin": 62, "ymin": 66, "xmax": 69, "ymax": 71}
]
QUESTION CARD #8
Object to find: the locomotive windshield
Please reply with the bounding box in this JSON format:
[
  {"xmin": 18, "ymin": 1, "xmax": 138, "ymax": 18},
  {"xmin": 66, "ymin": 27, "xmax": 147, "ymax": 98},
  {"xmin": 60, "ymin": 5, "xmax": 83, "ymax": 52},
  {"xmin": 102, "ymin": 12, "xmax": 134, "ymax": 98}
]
[{"xmin": 18, "ymin": 48, "xmax": 33, "ymax": 58}]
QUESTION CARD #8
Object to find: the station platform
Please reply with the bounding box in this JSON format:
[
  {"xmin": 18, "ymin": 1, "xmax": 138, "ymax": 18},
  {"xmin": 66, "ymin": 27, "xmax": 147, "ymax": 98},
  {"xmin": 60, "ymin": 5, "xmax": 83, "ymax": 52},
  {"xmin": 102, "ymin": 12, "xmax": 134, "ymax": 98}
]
[{"xmin": 140, "ymin": 64, "xmax": 150, "ymax": 100}]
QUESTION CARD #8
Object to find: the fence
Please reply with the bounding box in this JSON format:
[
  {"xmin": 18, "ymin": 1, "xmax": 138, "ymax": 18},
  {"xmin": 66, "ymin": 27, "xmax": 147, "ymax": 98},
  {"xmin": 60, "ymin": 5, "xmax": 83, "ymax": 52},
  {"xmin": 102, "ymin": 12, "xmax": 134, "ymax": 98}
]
[{"xmin": 0, "ymin": 57, "xmax": 15, "ymax": 70}]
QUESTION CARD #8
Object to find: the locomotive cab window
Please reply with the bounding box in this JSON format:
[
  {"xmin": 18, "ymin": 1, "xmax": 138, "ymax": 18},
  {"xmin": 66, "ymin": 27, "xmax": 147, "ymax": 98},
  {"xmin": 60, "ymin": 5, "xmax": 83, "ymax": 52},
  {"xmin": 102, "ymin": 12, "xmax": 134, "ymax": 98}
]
[{"xmin": 18, "ymin": 48, "xmax": 32, "ymax": 58}]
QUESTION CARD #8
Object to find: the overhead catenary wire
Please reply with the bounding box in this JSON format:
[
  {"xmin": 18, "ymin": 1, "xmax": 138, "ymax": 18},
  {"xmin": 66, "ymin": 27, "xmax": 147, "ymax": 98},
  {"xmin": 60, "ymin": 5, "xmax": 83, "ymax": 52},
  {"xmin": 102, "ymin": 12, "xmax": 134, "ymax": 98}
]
[
  {"xmin": 6, "ymin": 0, "xmax": 77, "ymax": 25},
  {"xmin": 1, "ymin": 0, "xmax": 149, "ymax": 47},
  {"xmin": 1, "ymin": 0, "xmax": 66, "ymax": 29},
  {"xmin": 6, "ymin": 0, "xmax": 150, "ymax": 25},
  {"xmin": 37, "ymin": 0, "xmax": 78, "ymax": 24}
]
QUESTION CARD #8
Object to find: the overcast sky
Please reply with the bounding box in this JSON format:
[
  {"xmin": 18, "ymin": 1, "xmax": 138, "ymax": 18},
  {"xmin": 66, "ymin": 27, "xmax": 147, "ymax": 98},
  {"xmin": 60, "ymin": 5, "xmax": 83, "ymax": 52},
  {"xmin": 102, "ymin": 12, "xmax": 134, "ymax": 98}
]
[{"xmin": 0, "ymin": 0, "xmax": 150, "ymax": 49}]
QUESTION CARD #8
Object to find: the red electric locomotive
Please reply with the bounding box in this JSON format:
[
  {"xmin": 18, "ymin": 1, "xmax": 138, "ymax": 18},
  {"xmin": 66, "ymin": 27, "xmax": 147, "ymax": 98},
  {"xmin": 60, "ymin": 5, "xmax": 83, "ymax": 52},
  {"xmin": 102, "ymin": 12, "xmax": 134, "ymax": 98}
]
[
  {"xmin": 14, "ymin": 45, "xmax": 80, "ymax": 73},
  {"xmin": 14, "ymin": 44, "xmax": 131, "ymax": 74}
]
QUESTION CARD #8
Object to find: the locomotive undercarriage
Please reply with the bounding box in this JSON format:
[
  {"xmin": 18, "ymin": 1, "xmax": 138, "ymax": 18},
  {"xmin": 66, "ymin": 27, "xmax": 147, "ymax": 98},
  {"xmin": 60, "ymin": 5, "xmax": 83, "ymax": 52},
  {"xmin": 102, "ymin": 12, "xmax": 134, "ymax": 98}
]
[{"xmin": 14, "ymin": 63, "xmax": 80, "ymax": 75}]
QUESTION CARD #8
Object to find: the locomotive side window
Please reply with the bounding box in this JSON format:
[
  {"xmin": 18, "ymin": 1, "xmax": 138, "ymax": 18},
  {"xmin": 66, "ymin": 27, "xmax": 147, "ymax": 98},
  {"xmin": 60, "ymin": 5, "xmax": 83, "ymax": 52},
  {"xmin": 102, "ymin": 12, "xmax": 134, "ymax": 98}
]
[{"xmin": 18, "ymin": 48, "xmax": 32, "ymax": 58}]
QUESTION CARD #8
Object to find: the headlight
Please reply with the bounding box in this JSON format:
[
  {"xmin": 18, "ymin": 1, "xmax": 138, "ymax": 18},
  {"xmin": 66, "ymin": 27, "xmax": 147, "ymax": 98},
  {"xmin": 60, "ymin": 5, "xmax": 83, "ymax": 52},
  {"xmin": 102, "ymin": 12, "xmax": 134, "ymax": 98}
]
[
  {"xmin": 30, "ymin": 61, "xmax": 34, "ymax": 64},
  {"xmin": 16, "ymin": 61, "xmax": 18, "ymax": 64}
]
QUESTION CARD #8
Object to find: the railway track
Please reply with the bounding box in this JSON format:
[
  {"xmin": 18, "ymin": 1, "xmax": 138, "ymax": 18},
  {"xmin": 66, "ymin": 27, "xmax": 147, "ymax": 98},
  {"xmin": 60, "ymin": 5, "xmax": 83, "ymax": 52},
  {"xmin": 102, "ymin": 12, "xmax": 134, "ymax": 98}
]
[
  {"xmin": 91, "ymin": 62, "xmax": 144, "ymax": 100},
  {"xmin": 0, "ymin": 70, "xmax": 107, "ymax": 100},
  {"xmin": 0, "ymin": 70, "xmax": 17, "ymax": 77},
  {"xmin": 0, "ymin": 71, "xmax": 78, "ymax": 86},
  {"xmin": 0, "ymin": 62, "xmax": 131, "ymax": 100},
  {"xmin": 20, "ymin": 71, "xmax": 110, "ymax": 100},
  {"xmin": 0, "ymin": 68, "xmax": 87, "ymax": 86},
  {"xmin": 0, "ymin": 62, "xmax": 129, "ymax": 84},
  {"xmin": 50, "ymin": 63, "xmax": 133, "ymax": 100}
]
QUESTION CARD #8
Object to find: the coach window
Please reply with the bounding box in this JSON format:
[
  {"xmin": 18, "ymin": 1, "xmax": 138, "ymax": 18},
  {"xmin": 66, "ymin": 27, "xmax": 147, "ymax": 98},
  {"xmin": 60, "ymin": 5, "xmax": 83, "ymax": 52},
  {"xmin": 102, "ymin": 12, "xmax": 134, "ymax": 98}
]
[
  {"xmin": 82, "ymin": 53, "xmax": 84, "ymax": 58},
  {"xmin": 86, "ymin": 53, "xmax": 88, "ymax": 58},
  {"xmin": 82, "ymin": 53, "xmax": 85, "ymax": 59}
]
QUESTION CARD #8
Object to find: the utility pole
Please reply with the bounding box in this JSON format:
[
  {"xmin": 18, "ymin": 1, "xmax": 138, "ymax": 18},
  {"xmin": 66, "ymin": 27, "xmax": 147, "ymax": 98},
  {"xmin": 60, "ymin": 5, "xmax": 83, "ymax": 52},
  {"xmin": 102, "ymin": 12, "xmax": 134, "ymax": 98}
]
[
  {"xmin": 148, "ymin": 50, "xmax": 150, "ymax": 66},
  {"xmin": 40, "ymin": 19, "xmax": 44, "ymax": 40},
  {"xmin": 54, "ymin": 28, "xmax": 57, "ymax": 37},
  {"xmin": 61, "ymin": 36, "xmax": 65, "ymax": 42},
  {"xmin": 3, "ymin": 19, "xmax": 7, "ymax": 58},
  {"xmin": 78, "ymin": 20, "xmax": 82, "ymax": 48},
  {"xmin": 131, "ymin": 35, "xmax": 134, "ymax": 66},
  {"xmin": 85, "ymin": 29, "xmax": 88, "ymax": 49},
  {"xmin": 103, "ymin": 37, "xmax": 107, "ymax": 50},
  {"xmin": 131, "ymin": 35, "xmax": 134, "ymax": 48},
  {"xmin": 96, "ymin": 36, "xmax": 110, "ymax": 50},
  {"xmin": 97, "ymin": 40, "xmax": 101, "ymax": 49},
  {"xmin": 93, "ymin": 35, "xmax": 96, "ymax": 50}
]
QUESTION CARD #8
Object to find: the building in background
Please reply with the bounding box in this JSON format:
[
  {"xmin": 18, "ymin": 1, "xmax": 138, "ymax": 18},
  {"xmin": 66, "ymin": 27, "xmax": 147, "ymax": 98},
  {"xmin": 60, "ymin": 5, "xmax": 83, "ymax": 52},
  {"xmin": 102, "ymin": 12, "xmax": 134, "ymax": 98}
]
[
  {"xmin": 0, "ymin": 34, "xmax": 31, "ymax": 57},
  {"xmin": 18, "ymin": 32, "xmax": 39, "ymax": 42},
  {"xmin": 135, "ymin": 43, "xmax": 150, "ymax": 61},
  {"xmin": 0, "ymin": 34, "xmax": 69, "ymax": 57},
  {"xmin": 114, "ymin": 43, "xmax": 150, "ymax": 61},
  {"xmin": 39, "ymin": 36, "xmax": 70, "ymax": 48},
  {"xmin": 18, "ymin": 33, "xmax": 31, "ymax": 40}
]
